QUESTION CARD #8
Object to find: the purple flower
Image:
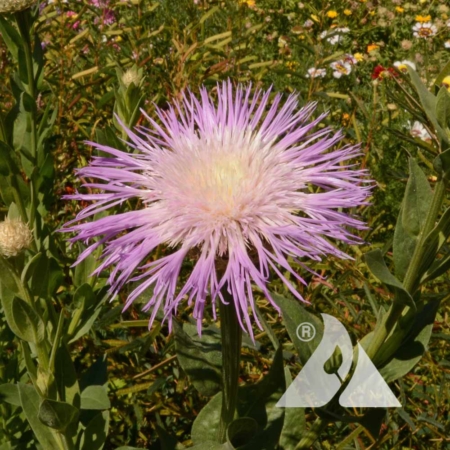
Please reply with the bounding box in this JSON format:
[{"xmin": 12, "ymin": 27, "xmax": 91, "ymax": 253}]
[{"xmin": 63, "ymin": 81, "xmax": 370, "ymax": 337}]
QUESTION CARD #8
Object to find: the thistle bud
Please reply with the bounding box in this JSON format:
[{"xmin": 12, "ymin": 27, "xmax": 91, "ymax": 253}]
[
  {"xmin": 122, "ymin": 66, "xmax": 142, "ymax": 89},
  {"xmin": 0, "ymin": 0, "xmax": 37, "ymax": 13},
  {"xmin": 0, "ymin": 218, "xmax": 33, "ymax": 257}
]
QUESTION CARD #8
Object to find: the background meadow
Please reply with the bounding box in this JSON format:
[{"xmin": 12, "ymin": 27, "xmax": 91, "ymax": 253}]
[{"xmin": 1, "ymin": 0, "xmax": 450, "ymax": 449}]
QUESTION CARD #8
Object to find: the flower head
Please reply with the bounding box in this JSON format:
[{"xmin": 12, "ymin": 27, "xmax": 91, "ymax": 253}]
[
  {"xmin": 442, "ymin": 75, "xmax": 450, "ymax": 91},
  {"xmin": 415, "ymin": 14, "xmax": 432, "ymax": 23},
  {"xmin": 63, "ymin": 81, "xmax": 370, "ymax": 336},
  {"xmin": 0, "ymin": 218, "xmax": 33, "ymax": 257},
  {"xmin": 371, "ymin": 65, "xmax": 397, "ymax": 80},
  {"xmin": 393, "ymin": 60, "xmax": 416, "ymax": 73},
  {"xmin": 330, "ymin": 60, "xmax": 352, "ymax": 78},
  {"xmin": 306, "ymin": 67, "xmax": 326, "ymax": 78},
  {"xmin": 0, "ymin": 0, "xmax": 36, "ymax": 13},
  {"xmin": 326, "ymin": 10, "xmax": 338, "ymax": 18},
  {"xmin": 409, "ymin": 121, "xmax": 432, "ymax": 142},
  {"xmin": 412, "ymin": 22, "xmax": 437, "ymax": 39}
]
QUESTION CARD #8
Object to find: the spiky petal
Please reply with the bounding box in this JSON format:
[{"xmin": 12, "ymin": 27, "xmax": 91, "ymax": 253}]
[{"xmin": 62, "ymin": 81, "xmax": 371, "ymax": 336}]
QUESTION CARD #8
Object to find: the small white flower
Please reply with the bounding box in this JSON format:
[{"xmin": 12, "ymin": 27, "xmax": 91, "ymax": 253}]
[
  {"xmin": 335, "ymin": 27, "xmax": 350, "ymax": 33},
  {"xmin": 303, "ymin": 19, "xmax": 314, "ymax": 28},
  {"xmin": 306, "ymin": 67, "xmax": 326, "ymax": 78},
  {"xmin": 412, "ymin": 22, "xmax": 437, "ymax": 39},
  {"xmin": 445, "ymin": 40, "xmax": 450, "ymax": 49},
  {"xmin": 0, "ymin": 218, "xmax": 33, "ymax": 257},
  {"xmin": 330, "ymin": 60, "xmax": 352, "ymax": 78},
  {"xmin": 409, "ymin": 121, "xmax": 432, "ymax": 142},
  {"xmin": 393, "ymin": 60, "xmax": 416, "ymax": 73}
]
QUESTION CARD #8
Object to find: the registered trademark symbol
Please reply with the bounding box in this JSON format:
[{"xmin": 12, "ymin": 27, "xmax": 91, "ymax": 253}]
[{"xmin": 296, "ymin": 322, "xmax": 316, "ymax": 342}]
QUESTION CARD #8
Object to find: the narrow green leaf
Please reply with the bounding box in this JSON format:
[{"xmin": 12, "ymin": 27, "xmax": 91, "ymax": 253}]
[
  {"xmin": 0, "ymin": 384, "xmax": 20, "ymax": 406},
  {"xmin": 436, "ymin": 86, "xmax": 450, "ymax": 129},
  {"xmin": 270, "ymin": 291, "xmax": 323, "ymax": 364},
  {"xmin": 365, "ymin": 250, "xmax": 415, "ymax": 309},
  {"xmin": 379, "ymin": 299, "xmax": 441, "ymax": 383},
  {"xmin": 278, "ymin": 367, "xmax": 305, "ymax": 449},
  {"xmin": 11, "ymin": 297, "xmax": 45, "ymax": 343},
  {"xmin": 18, "ymin": 383, "xmax": 60, "ymax": 449}
]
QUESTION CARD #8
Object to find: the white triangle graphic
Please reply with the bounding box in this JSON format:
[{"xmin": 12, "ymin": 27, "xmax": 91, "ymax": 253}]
[
  {"xmin": 339, "ymin": 344, "xmax": 401, "ymax": 408},
  {"xmin": 276, "ymin": 314, "xmax": 401, "ymax": 409}
]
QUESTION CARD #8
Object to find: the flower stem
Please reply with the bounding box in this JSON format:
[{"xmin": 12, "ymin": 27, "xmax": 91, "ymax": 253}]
[
  {"xmin": 295, "ymin": 416, "xmax": 328, "ymax": 450},
  {"xmin": 218, "ymin": 291, "xmax": 242, "ymax": 443}
]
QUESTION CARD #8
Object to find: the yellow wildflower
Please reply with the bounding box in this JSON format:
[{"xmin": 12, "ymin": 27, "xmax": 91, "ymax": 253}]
[
  {"xmin": 311, "ymin": 14, "xmax": 320, "ymax": 22},
  {"xmin": 415, "ymin": 14, "xmax": 431, "ymax": 22},
  {"xmin": 354, "ymin": 52, "xmax": 364, "ymax": 62},
  {"xmin": 344, "ymin": 9, "xmax": 352, "ymax": 16},
  {"xmin": 443, "ymin": 76, "xmax": 450, "ymax": 91},
  {"xmin": 369, "ymin": 10, "xmax": 375, "ymax": 16},
  {"xmin": 239, "ymin": 0, "xmax": 255, "ymax": 7},
  {"xmin": 326, "ymin": 10, "xmax": 338, "ymax": 18},
  {"xmin": 341, "ymin": 113, "xmax": 351, "ymax": 125},
  {"xmin": 395, "ymin": 6, "xmax": 404, "ymax": 13},
  {"xmin": 367, "ymin": 44, "xmax": 379, "ymax": 52}
]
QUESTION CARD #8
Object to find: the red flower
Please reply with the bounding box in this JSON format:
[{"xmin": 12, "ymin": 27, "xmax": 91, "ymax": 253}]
[{"xmin": 371, "ymin": 65, "xmax": 397, "ymax": 80}]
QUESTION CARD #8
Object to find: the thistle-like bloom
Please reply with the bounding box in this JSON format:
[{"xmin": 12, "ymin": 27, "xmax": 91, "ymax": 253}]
[
  {"xmin": 63, "ymin": 82, "xmax": 370, "ymax": 336},
  {"xmin": 0, "ymin": 0, "xmax": 36, "ymax": 13},
  {"xmin": 0, "ymin": 218, "xmax": 33, "ymax": 257}
]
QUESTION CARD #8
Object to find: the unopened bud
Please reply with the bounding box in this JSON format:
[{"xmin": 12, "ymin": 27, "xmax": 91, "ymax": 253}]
[
  {"xmin": 0, "ymin": 218, "xmax": 33, "ymax": 257},
  {"xmin": 122, "ymin": 66, "xmax": 142, "ymax": 89}
]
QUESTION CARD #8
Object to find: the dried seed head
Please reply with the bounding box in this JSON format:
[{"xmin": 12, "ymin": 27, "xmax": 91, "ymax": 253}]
[
  {"xmin": 122, "ymin": 67, "xmax": 142, "ymax": 89},
  {"xmin": 0, "ymin": 218, "xmax": 33, "ymax": 257},
  {"xmin": 0, "ymin": 0, "xmax": 37, "ymax": 14}
]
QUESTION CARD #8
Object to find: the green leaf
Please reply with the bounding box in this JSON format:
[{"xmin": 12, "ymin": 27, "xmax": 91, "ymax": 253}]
[
  {"xmin": 74, "ymin": 243, "xmax": 98, "ymax": 287},
  {"xmin": 433, "ymin": 149, "xmax": 450, "ymax": 182},
  {"xmin": 191, "ymin": 347, "xmax": 285, "ymax": 450},
  {"xmin": 278, "ymin": 368, "xmax": 305, "ymax": 449},
  {"xmin": 407, "ymin": 67, "xmax": 448, "ymax": 143},
  {"xmin": 80, "ymin": 411, "xmax": 110, "ymax": 450},
  {"xmin": 227, "ymin": 417, "xmax": 258, "ymax": 448},
  {"xmin": 379, "ymin": 299, "xmax": 441, "ymax": 383},
  {"xmin": 18, "ymin": 383, "xmax": 60, "ymax": 449},
  {"xmin": 402, "ymin": 158, "xmax": 433, "ymax": 238},
  {"xmin": 365, "ymin": 250, "xmax": 415, "ymax": 309},
  {"xmin": 0, "ymin": 256, "xmax": 26, "ymax": 300},
  {"xmin": 418, "ymin": 207, "xmax": 450, "ymax": 281},
  {"xmin": 0, "ymin": 16, "xmax": 22, "ymax": 60},
  {"xmin": 357, "ymin": 409, "xmax": 387, "ymax": 438},
  {"xmin": 68, "ymin": 283, "xmax": 105, "ymax": 343},
  {"xmin": 436, "ymin": 86, "xmax": 450, "ymax": 129},
  {"xmin": 54, "ymin": 345, "xmax": 81, "ymax": 408},
  {"xmin": 270, "ymin": 292, "xmax": 323, "ymax": 364},
  {"xmin": 11, "ymin": 297, "xmax": 45, "ymax": 343},
  {"xmin": 174, "ymin": 321, "xmax": 222, "ymax": 397},
  {"xmin": 434, "ymin": 60, "xmax": 450, "ymax": 89},
  {"xmin": 80, "ymin": 386, "xmax": 110, "ymax": 410},
  {"xmin": 0, "ymin": 383, "xmax": 20, "ymax": 406},
  {"xmin": 38, "ymin": 398, "xmax": 79, "ymax": 432}
]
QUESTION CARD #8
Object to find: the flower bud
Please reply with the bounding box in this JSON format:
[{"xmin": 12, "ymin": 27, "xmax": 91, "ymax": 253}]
[
  {"xmin": 122, "ymin": 66, "xmax": 142, "ymax": 89},
  {"xmin": 0, "ymin": 218, "xmax": 33, "ymax": 257}
]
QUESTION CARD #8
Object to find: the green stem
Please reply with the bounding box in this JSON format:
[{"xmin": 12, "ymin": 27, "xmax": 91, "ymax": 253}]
[
  {"xmin": 295, "ymin": 417, "xmax": 328, "ymax": 450},
  {"xmin": 15, "ymin": 10, "xmax": 40, "ymax": 249},
  {"xmin": 366, "ymin": 179, "xmax": 446, "ymax": 361},
  {"xmin": 218, "ymin": 291, "xmax": 242, "ymax": 443},
  {"xmin": 402, "ymin": 179, "xmax": 446, "ymax": 293}
]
